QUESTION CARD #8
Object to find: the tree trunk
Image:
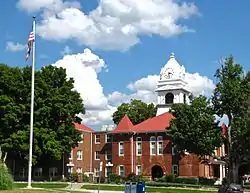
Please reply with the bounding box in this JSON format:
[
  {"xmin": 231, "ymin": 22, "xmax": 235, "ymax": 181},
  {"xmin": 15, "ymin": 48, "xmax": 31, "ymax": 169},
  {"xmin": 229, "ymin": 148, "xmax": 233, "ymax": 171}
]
[{"xmin": 232, "ymin": 162, "xmax": 239, "ymax": 184}]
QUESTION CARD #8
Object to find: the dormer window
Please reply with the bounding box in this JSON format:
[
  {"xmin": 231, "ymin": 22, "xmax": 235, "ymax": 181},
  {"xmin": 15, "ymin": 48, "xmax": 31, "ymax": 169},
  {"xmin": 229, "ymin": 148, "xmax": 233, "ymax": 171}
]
[{"xmin": 165, "ymin": 93, "xmax": 174, "ymax": 104}]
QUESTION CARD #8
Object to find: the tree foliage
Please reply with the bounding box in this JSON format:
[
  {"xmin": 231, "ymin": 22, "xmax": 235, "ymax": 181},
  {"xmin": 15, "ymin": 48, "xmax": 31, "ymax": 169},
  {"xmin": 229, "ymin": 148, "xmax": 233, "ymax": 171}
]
[
  {"xmin": 0, "ymin": 64, "xmax": 85, "ymax": 164},
  {"xmin": 212, "ymin": 56, "xmax": 250, "ymax": 183},
  {"xmin": 112, "ymin": 99, "xmax": 157, "ymax": 125},
  {"xmin": 167, "ymin": 96, "xmax": 222, "ymax": 156}
]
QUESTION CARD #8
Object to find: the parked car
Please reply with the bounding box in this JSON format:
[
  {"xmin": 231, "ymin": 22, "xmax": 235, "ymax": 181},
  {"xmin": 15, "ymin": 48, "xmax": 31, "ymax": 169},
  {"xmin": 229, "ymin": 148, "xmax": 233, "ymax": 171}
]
[{"xmin": 218, "ymin": 183, "xmax": 244, "ymax": 193}]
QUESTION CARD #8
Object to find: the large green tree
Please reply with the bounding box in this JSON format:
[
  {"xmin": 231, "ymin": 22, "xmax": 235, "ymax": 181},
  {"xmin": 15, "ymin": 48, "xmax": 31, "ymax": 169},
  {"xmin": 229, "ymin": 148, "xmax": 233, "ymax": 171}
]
[
  {"xmin": 112, "ymin": 99, "xmax": 157, "ymax": 125},
  {"xmin": 167, "ymin": 96, "xmax": 222, "ymax": 156},
  {"xmin": 212, "ymin": 56, "xmax": 250, "ymax": 183},
  {"xmin": 0, "ymin": 64, "xmax": 85, "ymax": 164}
]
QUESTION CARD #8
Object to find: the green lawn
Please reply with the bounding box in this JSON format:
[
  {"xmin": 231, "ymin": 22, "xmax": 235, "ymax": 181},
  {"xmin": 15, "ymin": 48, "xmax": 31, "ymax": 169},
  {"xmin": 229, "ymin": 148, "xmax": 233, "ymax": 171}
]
[
  {"xmin": 81, "ymin": 184, "xmax": 217, "ymax": 193},
  {"xmin": 13, "ymin": 183, "xmax": 68, "ymax": 189}
]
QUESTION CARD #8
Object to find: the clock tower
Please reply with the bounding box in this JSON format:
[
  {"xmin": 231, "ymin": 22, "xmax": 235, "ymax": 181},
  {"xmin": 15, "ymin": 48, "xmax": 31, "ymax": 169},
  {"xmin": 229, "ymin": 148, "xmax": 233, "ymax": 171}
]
[{"xmin": 156, "ymin": 53, "xmax": 191, "ymax": 116}]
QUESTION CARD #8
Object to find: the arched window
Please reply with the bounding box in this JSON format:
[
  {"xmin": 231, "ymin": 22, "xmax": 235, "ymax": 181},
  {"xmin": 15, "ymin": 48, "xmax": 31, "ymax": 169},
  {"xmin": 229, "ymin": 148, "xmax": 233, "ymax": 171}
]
[{"xmin": 165, "ymin": 93, "xmax": 174, "ymax": 104}]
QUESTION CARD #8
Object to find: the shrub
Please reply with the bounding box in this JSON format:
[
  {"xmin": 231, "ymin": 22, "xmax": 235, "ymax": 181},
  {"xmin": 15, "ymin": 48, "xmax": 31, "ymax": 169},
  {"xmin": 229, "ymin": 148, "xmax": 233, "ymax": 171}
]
[
  {"xmin": 174, "ymin": 177, "xmax": 199, "ymax": 184},
  {"xmin": 125, "ymin": 173, "xmax": 148, "ymax": 182},
  {"xmin": 165, "ymin": 174, "xmax": 176, "ymax": 182},
  {"xmin": 0, "ymin": 163, "xmax": 13, "ymax": 190},
  {"xmin": 198, "ymin": 177, "xmax": 216, "ymax": 185},
  {"xmin": 109, "ymin": 173, "xmax": 123, "ymax": 184},
  {"xmin": 82, "ymin": 174, "xmax": 89, "ymax": 182}
]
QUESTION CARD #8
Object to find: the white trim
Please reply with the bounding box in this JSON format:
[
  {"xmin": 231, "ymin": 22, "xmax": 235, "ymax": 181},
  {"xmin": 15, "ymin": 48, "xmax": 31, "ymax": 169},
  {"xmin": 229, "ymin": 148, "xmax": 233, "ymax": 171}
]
[
  {"xmin": 95, "ymin": 151, "xmax": 100, "ymax": 160},
  {"xmin": 79, "ymin": 134, "xmax": 84, "ymax": 143},
  {"xmin": 119, "ymin": 142, "xmax": 124, "ymax": 156},
  {"xmin": 118, "ymin": 165, "xmax": 124, "ymax": 176},
  {"xmin": 105, "ymin": 134, "xmax": 111, "ymax": 143},
  {"xmin": 136, "ymin": 165, "xmax": 142, "ymax": 175},
  {"xmin": 136, "ymin": 137, "xmax": 142, "ymax": 156},
  {"xmin": 77, "ymin": 150, "xmax": 83, "ymax": 160},
  {"xmin": 95, "ymin": 134, "xmax": 101, "ymax": 144},
  {"xmin": 150, "ymin": 136, "xmax": 156, "ymax": 155},
  {"xmin": 172, "ymin": 164, "xmax": 179, "ymax": 176},
  {"xmin": 157, "ymin": 136, "xmax": 163, "ymax": 155}
]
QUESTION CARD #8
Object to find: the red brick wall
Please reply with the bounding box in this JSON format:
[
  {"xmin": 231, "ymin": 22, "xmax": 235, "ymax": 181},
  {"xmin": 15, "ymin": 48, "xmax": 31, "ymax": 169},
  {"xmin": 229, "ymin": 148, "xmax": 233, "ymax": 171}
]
[{"xmin": 71, "ymin": 131, "xmax": 92, "ymax": 174}]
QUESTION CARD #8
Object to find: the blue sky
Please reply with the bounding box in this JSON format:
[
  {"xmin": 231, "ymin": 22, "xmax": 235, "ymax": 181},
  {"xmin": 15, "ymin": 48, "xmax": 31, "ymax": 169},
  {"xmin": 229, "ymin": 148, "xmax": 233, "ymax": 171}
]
[{"xmin": 1, "ymin": 0, "xmax": 249, "ymax": 128}]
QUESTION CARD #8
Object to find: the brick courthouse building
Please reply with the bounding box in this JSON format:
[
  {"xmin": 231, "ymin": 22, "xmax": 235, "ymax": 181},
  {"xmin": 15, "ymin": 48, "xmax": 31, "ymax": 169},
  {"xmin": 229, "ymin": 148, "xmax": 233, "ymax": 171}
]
[
  {"xmin": 8, "ymin": 53, "xmax": 226, "ymax": 184},
  {"xmin": 68, "ymin": 53, "xmax": 227, "ymax": 184}
]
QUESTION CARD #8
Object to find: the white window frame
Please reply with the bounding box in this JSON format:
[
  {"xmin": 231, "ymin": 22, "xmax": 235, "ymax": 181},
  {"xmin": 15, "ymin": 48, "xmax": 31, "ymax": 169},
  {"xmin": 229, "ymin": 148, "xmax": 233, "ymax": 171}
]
[
  {"xmin": 69, "ymin": 150, "xmax": 73, "ymax": 160},
  {"xmin": 49, "ymin": 167, "xmax": 58, "ymax": 177},
  {"xmin": 119, "ymin": 142, "xmax": 124, "ymax": 156},
  {"xmin": 136, "ymin": 137, "xmax": 142, "ymax": 156},
  {"xmin": 94, "ymin": 168, "xmax": 100, "ymax": 177},
  {"xmin": 172, "ymin": 144, "xmax": 177, "ymax": 156},
  {"xmin": 95, "ymin": 134, "xmax": 101, "ymax": 144},
  {"xmin": 95, "ymin": 151, "xmax": 100, "ymax": 160},
  {"xmin": 77, "ymin": 150, "xmax": 83, "ymax": 160},
  {"xmin": 79, "ymin": 134, "xmax": 84, "ymax": 143},
  {"xmin": 157, "ymin": 136, "xmax": 163, "ymax": 155},
  {"xmin": 105, "ymin": 150, "xmax": 112, "ymax": 160},
  {"xmin": 34, "ymin": 167, "xmax": 43, "ymax": 177},
  {"xmin": 118, "ymin": 165, "xmax": 125, "ymax": 177},
  {"xmin": 19, "ymin": 168, "xmax": 26, "ymax": 178},
  {"xmin": 150, "ymin": 136, "xmax": 156, "ymax": 155},
  {"xmin": 172, "ymin": 165, "xmax": 179, "ymax": 176},
  {"xmin": 136, "ymin": 165, "xmax": 142, "ymax": 175},
  {"xmin": 106, "ymin": 134, "xmax": 111, "ymax": 143}
]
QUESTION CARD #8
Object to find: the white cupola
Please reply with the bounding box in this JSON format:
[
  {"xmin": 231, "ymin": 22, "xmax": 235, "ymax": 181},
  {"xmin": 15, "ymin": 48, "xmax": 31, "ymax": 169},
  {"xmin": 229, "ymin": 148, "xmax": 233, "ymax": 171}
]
[{"xmin": 156, "ymin": 53, "xmax": 192, "ymax": 116}]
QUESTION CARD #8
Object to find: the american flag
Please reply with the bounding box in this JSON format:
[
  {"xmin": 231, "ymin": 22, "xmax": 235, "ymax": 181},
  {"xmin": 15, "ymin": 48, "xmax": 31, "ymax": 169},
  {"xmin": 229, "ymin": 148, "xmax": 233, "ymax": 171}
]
[{"xmin": 25, "ymin": 31, "xmax": 35, "ymax": 61}]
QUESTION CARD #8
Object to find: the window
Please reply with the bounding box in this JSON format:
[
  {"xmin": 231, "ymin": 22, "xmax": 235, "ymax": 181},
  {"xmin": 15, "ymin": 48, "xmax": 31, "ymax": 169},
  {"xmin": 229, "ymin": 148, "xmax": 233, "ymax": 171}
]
[
  {"xmin": 106, "ymin": 134, "xmax": 111, "ymax": 143},
  {"xmin": 19, "ymin": 168, "xmax": 26, "ymax": 178},
  {"xmin": 77, "ymin": 167, "xmax": 82, "ymax": 174},
  {"xmin": 49, "ymin": 167, "xmax": 58, "ymax": 177},
  {"xmin": 95, "ymin": 151, "xmax": 100, "ymax": 160},
  {"xmin": 119, "ymin": 142, "xmax": 124, "ymax": 156},
  {"xmin": 95, "ymin": 134, "xmax": 101, "ymax": 144},
  {"xmin": 165, "ymin": 93, "xmax": 174, "ymax": 104},
  {"xmin": 94, "ymin": 168, "xmax": 100, "ymax": 177},
  {"xmin": 183, "ymin": 94, "xmax": 187, "ymax": 104},
  {"xmin": 77, "ymin": 150, "xmax": 83, "ymax": 160},
  {"xmin": 150, "ymin": 136, "xmax": 156, "ymax": 155},
  {"xmin": 136, "ymin": 165, "xmax": 142, "ymax": 175},
  {"xmin": 157, "ymin": 136, "xmax": 163, "ymax": 155},
  {"xmin": 136, "ymin": 137, "xmax": 142, "ymax": 156},
  {"xmin": 172, "ymin": 144, "xmax": 177, "ymax": 155},
  {"xmin": 79, "ymin": 134, "xmax": 84, "ymax": 143},
  {"xmin": 34, "ymin": 167, "xmax": 42, "ymax": 177},
  {"xmin": 105, "ymin": 167, "xmax": 112, "ymax": 177},
  {"xmin": 118, "ymin": 165, "xmax": 125, "ymax": 177},
  {"xmin": 69, "ymin": 150, "xmax": 73, "ymax": 160},
  {"xmin": 172, "ymin": 165, "xmax": 179, "ymax": 176},
  {"xmin": 106, "ymin": 151, "xmax": 112, "ymax": 161}
]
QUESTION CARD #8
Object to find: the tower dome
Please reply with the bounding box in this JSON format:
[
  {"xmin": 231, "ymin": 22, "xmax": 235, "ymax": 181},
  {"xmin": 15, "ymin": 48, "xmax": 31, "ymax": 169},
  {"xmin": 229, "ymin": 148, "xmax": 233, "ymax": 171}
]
[{"xmin": 159, "ymin": 53, "xmax": 186, "ymax": 81}]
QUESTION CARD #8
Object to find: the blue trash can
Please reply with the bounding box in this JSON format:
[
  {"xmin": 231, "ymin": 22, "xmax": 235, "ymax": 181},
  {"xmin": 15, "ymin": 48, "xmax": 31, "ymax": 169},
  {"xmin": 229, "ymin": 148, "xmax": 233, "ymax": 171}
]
[
  {"xmin": 137, "ymin": 181, "xmax": 145, "ymax": 193},
  {"xmin": 124, "ymin": 182, "xmax": 131, "ymax": 193},
  {"xmin": 131, "ymin": 182, "xmax": 137, "ymax": 193}
]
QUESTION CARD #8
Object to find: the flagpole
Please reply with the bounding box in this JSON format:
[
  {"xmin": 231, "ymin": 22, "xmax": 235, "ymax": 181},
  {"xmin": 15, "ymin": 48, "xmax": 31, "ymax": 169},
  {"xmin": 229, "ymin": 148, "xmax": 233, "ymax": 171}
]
[{"xmin": 27, "ymin": 16, "xmax": 36, "ymax": 189}]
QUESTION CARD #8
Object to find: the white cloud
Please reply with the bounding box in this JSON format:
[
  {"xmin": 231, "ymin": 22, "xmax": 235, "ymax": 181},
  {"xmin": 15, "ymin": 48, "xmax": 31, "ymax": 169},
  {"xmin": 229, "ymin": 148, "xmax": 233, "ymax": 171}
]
[
  {"xmin": 108, "ymin": 73, "xmax": 215, "ymax": 106},
  {"xmin": 18, "ymin": 0, "xmax": 199, "ymax": 50},
  {"xmin": 52, "ymin": 48, "xmax": 112, "ymax": 125},
  {"xmin": 60, "ymin": 45, "xmax": 73, "ymax": 55},
  {"xmin": 6, "ymin": 41, "xmax": 26, "ymax": 52},
  {"xmin": 50, "ymin": 48, "xmax": 215, "ymax": 126}
]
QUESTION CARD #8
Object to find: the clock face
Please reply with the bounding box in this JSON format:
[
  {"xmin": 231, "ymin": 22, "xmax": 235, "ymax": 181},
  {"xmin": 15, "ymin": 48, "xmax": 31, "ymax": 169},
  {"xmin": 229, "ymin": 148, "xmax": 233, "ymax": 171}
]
[{"xmin": 164, "ymin": 68, "xmax": 174, "ymax": 79}]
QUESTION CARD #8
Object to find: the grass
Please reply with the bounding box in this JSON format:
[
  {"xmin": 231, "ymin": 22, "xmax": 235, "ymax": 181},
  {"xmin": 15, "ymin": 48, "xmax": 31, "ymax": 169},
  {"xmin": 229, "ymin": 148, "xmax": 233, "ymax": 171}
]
[
  {"xmin": 13, "ymin": 183, "xmax": 68, "ymax": 189},
  {"xmin": 81, "ymin": 184, "xmax": 217, "ymax": 193}
]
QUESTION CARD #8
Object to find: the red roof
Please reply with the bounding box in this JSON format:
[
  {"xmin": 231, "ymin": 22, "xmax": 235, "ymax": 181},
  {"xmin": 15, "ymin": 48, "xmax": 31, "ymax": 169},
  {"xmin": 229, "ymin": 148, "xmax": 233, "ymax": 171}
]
[
  {"xmin": 74, "ymin": 122, "xmax": 94, "ymax": 132},
  {"xmin": 112, "ymin": 112, "xmax": 174, "ymax": 133},
  {"xmin": 132, "ymin": 112, "xmax": 174, "ymax": 133},
  {"xmin": 112, "ymin": 115, "xmax": 134, "ymax": 133}
]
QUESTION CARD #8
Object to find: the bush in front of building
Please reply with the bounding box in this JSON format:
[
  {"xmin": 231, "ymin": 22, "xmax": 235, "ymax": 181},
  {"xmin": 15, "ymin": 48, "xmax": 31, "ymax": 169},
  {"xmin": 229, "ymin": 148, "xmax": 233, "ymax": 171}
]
[
  {"xmin": 82, "ymin": 174, "xmax": 89, "ymax": 182},
  {"xmin": 125, "ymin": 173, "xmax": 148, "ymax": 183},
  {"xmin": 198, "ymin": 177, "xmax": 216, "ymax": 186},
  {"xmin": 109, "ymin": 173, "xmax": 124, "ymax": 184},
  {"xmin": 0, "ymin": 163, "xmax": 14, "ymax": 190}
]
